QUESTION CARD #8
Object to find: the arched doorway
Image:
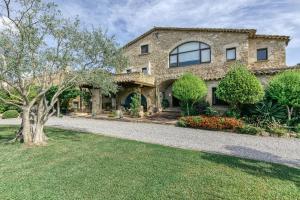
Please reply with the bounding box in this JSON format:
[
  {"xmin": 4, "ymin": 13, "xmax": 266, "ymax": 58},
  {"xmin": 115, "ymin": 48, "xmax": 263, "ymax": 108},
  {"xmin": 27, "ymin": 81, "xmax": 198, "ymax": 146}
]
[{"xmin": 124, "ymin": 93, "xmax": 147, "ymax": 111}]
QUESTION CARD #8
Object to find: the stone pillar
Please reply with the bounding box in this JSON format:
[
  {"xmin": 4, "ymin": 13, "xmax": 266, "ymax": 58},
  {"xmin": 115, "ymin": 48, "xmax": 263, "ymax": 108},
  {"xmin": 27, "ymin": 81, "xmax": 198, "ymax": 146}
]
[
  {"xmin": 79, "ymin": 87, "xmax": 83, "ymax": 112},
  {"xmin": 137, "ymin": 87, "xmax": 142, "ymax": 110},
  {"xmin": 155, "ymin": 86, "xmax": 161, "ymax": 112},
  {"xmin": 111, "ymin": 97, "xmax": 116, "ymax": 110},
  {"xmin": 91, "ymin": 88, "xmax": 102, "ymax": 116}
]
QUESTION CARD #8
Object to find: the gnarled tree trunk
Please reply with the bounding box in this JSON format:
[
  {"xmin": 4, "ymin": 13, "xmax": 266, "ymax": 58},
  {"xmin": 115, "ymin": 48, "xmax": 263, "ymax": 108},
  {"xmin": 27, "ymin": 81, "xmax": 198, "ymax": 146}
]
[
  {"xmin": 33, "ymin": 97, "xmax": 47, "ymax": 145},
  {"xmin": 22, "ymin": 107, "xmax": 33, "ymax": 144},
  {"xmin": 56, "ymin": 100, "xmax": 60, "ymax": 117}
]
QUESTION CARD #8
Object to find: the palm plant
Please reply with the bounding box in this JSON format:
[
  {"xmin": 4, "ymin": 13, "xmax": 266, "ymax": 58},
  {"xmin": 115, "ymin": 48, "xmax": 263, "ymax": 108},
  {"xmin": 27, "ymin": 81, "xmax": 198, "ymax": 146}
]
[{"xmin": 250, "ymin": 101, "xmax": 286, "ymax": 126}]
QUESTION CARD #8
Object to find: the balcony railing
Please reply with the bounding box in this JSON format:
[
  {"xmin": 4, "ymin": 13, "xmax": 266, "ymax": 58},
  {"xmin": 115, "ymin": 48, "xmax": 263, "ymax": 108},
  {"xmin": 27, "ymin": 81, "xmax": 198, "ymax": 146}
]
[{"xmin": 114, "ymin": 72, "xmax": 155, "ymax": 87}]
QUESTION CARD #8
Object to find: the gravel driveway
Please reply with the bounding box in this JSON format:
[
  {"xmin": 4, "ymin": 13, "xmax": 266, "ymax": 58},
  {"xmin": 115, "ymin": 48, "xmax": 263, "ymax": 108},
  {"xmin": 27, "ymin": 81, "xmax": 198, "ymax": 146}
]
[{"xmin": 1, "ymin": 117, "xmax": 300, "ymax": 168}]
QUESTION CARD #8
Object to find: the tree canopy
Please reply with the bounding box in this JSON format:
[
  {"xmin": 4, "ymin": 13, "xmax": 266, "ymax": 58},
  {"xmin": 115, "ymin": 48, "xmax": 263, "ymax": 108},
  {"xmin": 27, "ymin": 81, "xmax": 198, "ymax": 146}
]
[
  {"xmin": 172, "ymin": 73, "xmax": 207, "ymax": 115},
  {"xmin": 267, "ymin": 70, "xmax": 300, "ymax": 120},
  {"xmin": 0, "ymin": 0, "xmax": 127, "ymax": 145},
  {"xmin": 216, "ymin": 62, "xmax": 264, "ymax": 110}
]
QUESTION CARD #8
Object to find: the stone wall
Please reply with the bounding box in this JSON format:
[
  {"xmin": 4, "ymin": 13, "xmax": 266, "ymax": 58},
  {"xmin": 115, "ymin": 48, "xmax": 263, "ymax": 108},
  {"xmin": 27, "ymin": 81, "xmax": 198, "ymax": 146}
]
[
  {"xmin": 124, "ymin": 30, "xmax": 251, "ymax": 84},
  {"xmin": 123, "ymin": 29, "xmax": 288, "ymax": 110},
  {"xmin": 124, "ymin": 30, "xmax": 287, "ymax": 83},
  {"xmin": 248, "ymin": 38, "xmax": 286, "ymax": 69},
  {"xmin": 116, "ymin": 86, "xmax": 155, "ymax": 111}
]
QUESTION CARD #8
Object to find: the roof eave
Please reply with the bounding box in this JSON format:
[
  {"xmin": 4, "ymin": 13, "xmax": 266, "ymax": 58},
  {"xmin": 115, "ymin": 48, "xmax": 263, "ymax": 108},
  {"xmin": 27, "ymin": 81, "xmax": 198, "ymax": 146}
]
[{"xmin": 122, "ymin": 27, "xmax": 257, "ymax": 49}]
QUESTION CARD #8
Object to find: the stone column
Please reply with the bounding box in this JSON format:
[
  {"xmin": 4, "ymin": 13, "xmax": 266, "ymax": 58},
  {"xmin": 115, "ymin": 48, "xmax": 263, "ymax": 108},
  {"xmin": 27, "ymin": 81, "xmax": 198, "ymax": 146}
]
[
  {"xmin": 137, "ymin": 86, "xmax": 142, "ymax": 110},
  {"xmin": 111, "ymin": 97, "xmax": 116, "ymax": 110},
  {"xmin": 91, "ymin": 88, "xmax": 102, "ymax": 116},
  {"xmin": 155, "ymin": 85, "xmax": 161, "ymax": 112},
  {"xmin": 79, "ymin": 87, "xmax": 83, "ymax": 112}
]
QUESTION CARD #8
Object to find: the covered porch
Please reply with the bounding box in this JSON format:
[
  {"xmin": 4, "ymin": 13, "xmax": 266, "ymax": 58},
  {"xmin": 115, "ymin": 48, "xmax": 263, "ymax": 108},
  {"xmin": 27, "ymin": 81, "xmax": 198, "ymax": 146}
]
[{"xmin": 85, "ymin": 72, "xmax": 156, "ymax": 115}]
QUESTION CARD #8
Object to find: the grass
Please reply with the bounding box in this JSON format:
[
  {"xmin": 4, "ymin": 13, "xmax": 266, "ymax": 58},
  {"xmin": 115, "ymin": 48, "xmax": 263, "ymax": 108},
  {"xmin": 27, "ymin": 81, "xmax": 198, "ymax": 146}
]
[{"xmin": 0, "ymin": 126, "xmax": 299, "ymax": 200}]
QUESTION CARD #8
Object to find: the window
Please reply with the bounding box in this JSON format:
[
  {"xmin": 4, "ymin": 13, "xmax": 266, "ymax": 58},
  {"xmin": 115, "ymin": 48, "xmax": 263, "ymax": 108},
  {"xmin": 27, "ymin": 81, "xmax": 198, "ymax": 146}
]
[
  {"xmin": 212, "ymin": 87, "xmax": 228, "ymax": 106},
  {"xmin": 126, "ymin": 69, "xmax": 132, "ymax": 73},
  {"xmin": 142, "ymin": 67, "xmax": 148, "ymax": 74},
  {"xmin": 169, "ymin": 41, "xmax": 211, "ymax": 67},
  {"xmin": 141, "ymin": 44, "xmax": 149, "ymax": 54},
  {"xmin": 257, "ymin": 48, "xmax": 268, "ymax": 61},
  {"xmin": 226, "ymin": 47, "xmax": 236, "ymax": 61}
]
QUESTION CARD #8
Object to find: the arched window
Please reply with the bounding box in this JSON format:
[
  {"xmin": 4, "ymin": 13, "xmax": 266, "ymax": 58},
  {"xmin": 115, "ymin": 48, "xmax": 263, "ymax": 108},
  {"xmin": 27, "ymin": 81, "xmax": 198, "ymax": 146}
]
[{"xmin": 169, "ymin": 42, "xmax": 211, "ymax": 67}]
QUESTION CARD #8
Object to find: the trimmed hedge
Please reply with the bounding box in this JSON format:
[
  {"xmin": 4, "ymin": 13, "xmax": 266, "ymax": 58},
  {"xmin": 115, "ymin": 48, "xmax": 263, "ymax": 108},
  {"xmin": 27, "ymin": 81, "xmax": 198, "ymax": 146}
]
[
  {"xmin": 178, "ymin": 115, "xmax": 243, "ymax": 130},
  {"xmin": 2, "ymin": 110, "xmax": 19, "ymax": 119}
]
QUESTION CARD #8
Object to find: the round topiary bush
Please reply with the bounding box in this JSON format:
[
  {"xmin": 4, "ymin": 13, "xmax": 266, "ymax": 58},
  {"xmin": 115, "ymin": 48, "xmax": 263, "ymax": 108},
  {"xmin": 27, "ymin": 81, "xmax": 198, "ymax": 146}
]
[
  {"xmin": 216, "ymin": 62, "xmax": 264, "ymax": 111},
  {"xmin": 2, "ymin": 110, "xmax": 19, "ymax": 119},
  {"xmin": 267, "ymin": 70, "xmax": 300, "ymax": 120},
  {"xmin": 172, "ymin": 73, "xmax": 207, "ymax": 116}
]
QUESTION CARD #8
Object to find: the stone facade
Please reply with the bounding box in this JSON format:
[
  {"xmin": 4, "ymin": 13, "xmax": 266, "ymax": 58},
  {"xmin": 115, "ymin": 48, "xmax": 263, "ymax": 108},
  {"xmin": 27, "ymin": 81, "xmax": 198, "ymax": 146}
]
[{"xmin": 117, "ymin": 27, "xmax": 290, "ymax": 111}]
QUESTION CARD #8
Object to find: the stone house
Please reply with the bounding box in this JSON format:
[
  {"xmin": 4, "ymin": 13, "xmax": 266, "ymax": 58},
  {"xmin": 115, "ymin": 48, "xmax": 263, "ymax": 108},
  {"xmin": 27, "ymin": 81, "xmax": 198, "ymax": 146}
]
[{"xmin": 88, "ymin": 27, "xmax": 298, "ymax": 114}]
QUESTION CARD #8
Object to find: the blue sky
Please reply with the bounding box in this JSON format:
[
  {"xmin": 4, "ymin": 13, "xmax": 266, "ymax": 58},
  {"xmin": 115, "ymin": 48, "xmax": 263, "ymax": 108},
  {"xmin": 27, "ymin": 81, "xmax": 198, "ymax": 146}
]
[{"xmin": 53, "ymin": 0, "xmax": 300, "ymax": 65}]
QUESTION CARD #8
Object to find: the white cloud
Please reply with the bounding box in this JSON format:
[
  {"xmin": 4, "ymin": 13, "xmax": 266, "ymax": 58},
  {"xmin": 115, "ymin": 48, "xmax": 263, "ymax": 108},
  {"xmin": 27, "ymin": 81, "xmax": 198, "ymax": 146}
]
[{"xmin": 52, "ymin": 0, "xmax": 300, "ymax": 65}]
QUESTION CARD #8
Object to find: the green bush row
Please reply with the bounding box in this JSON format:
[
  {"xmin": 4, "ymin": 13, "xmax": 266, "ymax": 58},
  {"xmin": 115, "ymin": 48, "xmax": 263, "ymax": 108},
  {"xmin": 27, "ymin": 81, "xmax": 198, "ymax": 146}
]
[{"xmin": 2, "ymin": 110, "xmax": 19, "ymax": 119}]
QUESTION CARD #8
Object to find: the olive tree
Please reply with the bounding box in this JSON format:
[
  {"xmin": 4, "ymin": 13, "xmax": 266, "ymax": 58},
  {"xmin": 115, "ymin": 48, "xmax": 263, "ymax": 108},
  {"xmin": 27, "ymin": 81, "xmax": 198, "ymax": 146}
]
[
  {"xmin": 172, "ymin": 73, "xmax": 207, "ymax": 116},
  {"xmin": 267, "ymin": 70, "xmax": 300, "ymax": 120},
  {"xmin": 216, "ymin": 62, "xmax": 264, "ymax": 112},
  {"xmin": 0, "ymin": 0, "xmax": 127, "ymax": 145}
]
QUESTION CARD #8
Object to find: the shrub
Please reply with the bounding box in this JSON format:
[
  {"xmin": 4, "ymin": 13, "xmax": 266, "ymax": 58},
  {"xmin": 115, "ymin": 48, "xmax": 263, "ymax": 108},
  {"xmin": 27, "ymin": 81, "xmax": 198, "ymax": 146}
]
[
  {"xmin": 194, "ymin": 100, "xmax": 210, "ymax": 115},
  {"xmin": 267, "ymin": 70, "xmax": 300, "ymax": 120},
  {"xmin": 249, "ymin": 101, "xmax": 286, "ymax": 126},
  {"xmin": 108, "ymin": 110, "xmax": 117, "ymax": 118},
  {"xmin": 0, "ymin": 103, "xmax": 6, "ymax": 113},
  {"xmin": 2, "ymin": 110, "xmax": 19, "ymax": 119},
  {"xmin": 177, "ymin": 119, "xmax": 186, "ymax": 127},
  {"xmin": 224, "ymin": 109, "xmax": 240, "ymax": 118},
  {"xmin": 192, "ymin": 116, "xmax": 201, "ymax": 124},
  {"xmin": 161, "ymin": 98, "xmax": 170, "ymax": 109},
  {"xmin": 266, "ymin": 122, "xmax": 288, "ymax": 137},
  {"xmin": 130, "ymin": 93, "xmax": 141, "ymax": 117},
  {"xmin": 46, "ymin": 86, "xmax": 81, "ymax": 113},
  {"xmin": 180, "ymin": 100, "xmax": 209, "ymax": 116},
  {"xmin": 204, "ymin": 106, "xmax": 219, "ymax": 116},
  {"xmin": 172, "ymin": 73, "xmax": 207, "ymax": 116},
  {"xmin": 237, "ymin": 125, "xmax": 265, "ymax": 135},
  {"xmin": 179, "ymin": 115, "xmax": 243, "ymax": 130},
  {"xmin": 294, "ymin": 124, "xmax": 300, "ymax": 133},
  {"xmin": 216, "ymin": 62, "xmax": 264, "ymax": 112},
  {"xmin": 0, "ymin": 90, "xmax": 21, "ymax": 113}
]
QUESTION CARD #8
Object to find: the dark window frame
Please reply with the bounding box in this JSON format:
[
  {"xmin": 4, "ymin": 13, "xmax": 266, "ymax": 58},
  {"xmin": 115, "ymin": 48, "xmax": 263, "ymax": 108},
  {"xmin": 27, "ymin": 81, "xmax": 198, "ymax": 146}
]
[
  {"xmin": 142, "ymin": 67, "xmax": 148, "ymax": 74},
  {"xmin": 212, "ymin": 87, "xmax": 228, "ymax": 106},
  {"xmin": 169, "ymin": 41, "xmax": 211, "ymax": 68},
  {"xmin": 126, "ymin": 69, "xmax": 132, "ymax": 73},
  {"xmin": 141, "ymin": 44, "xmax": 149, "ymax": 54},
  {"xmin": 257, "ymin": 48, "xmax": 268, "ymax": 61},
  {"xmin": 226, "ymin": 47, "xmax": 236, "ymax": 61}
]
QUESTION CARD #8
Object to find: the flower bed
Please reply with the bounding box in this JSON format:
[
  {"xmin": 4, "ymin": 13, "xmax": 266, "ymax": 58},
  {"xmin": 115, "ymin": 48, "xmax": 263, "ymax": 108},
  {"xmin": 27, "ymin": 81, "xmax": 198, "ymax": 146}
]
[{"xmin": 178, "ymin": 115, "xmax": 243, "ymax": 131}]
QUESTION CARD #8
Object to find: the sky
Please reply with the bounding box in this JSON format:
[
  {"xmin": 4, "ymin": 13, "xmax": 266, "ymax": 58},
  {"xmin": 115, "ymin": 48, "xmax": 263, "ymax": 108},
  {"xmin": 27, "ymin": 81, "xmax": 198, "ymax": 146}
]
[{"xmin": 49, "ymin": 0, "xmax": 300, "ymax": 65}]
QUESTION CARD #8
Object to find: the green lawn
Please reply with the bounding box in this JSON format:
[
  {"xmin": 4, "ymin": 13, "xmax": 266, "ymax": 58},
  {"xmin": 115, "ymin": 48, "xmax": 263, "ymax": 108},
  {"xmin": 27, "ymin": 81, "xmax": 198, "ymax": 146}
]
[{"xmin": 0, "ymin": 126, "xmax": 299, "ymax": 200}]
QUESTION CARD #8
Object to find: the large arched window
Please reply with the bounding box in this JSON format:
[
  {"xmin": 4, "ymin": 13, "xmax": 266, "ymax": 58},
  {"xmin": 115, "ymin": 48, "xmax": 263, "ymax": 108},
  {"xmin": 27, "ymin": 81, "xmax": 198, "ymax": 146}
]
[{"xmin": 169, "ymin": 42, "xmax": 211, "ymax": 67}]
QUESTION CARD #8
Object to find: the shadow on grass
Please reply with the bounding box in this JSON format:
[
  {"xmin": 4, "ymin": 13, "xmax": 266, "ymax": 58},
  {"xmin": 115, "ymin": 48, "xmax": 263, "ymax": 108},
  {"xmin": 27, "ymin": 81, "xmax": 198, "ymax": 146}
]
[
  {"xmin": 201, "ymin": 148, "xmax": 300, "ymax": 187},
  {"xmin": 0, "ymin": 125, "xmax": 20, "ymax": 143},
  {"xmin": 45, "ymin": 127, "xmax": 89, "ymax": 141},
  {"xmin": 0, "ymin": 126, "xmax": 89, "ymax": 143},
  {"xmin": 0, "ymin": 134, "xmax": 15, "ymax": 143}
]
